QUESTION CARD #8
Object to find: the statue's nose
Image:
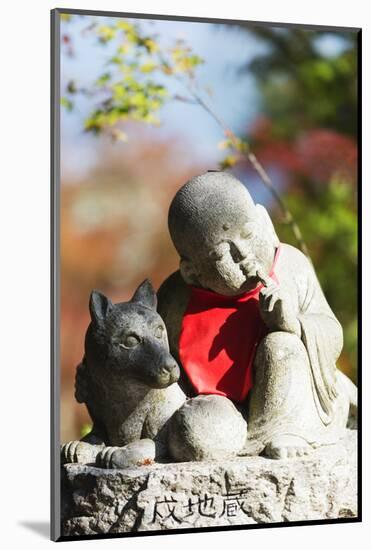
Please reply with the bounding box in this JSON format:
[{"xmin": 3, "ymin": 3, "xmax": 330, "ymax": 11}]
[{"xmin": 228, "ymin": 240, "xmax": 246, "ymax": 263}]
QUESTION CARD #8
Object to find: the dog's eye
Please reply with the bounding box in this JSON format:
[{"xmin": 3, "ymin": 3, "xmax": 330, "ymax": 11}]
[
  {"xmin": 155, "ymin": 325, "xmax": 164, "ymax": 339},
  {"xmin": 120, "ymin": 334, "xmax": 141, "ymax": 349}
]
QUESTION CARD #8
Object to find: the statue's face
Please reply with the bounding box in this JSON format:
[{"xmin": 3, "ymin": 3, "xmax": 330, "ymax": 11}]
[{"xmin": 182, "ymin": 206, "xmax": 276, "ymax": 296}]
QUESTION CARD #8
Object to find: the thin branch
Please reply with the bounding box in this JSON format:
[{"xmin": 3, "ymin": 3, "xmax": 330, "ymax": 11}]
[
  {"xmin": 172, "ymin": 94, "xmax": 199, "ymax": 104},
  {"xmin": 183, "ymin": 83, "xmax": 311, "ymax": 259}
]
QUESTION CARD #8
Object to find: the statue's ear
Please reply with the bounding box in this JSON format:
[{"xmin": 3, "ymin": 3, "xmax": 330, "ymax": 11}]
[
  {"xmin": 180, "ymin": 258, "xmax": 199, "ymax": 285},
  {"xmin": 89, "ymin": 291, "xmax": 113, "ymax": 325},
  {"xmin": 131, "ymin": 279, "xmax": 157, "ymax": 310},
  {"xmin": 255, "ymin": 204, "xmax": 280, "ymax": 247}
]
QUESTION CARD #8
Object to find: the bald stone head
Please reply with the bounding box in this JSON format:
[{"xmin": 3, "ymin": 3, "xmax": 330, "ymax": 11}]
[{"xmin": 168, "ymin": 171, "xmax": 279, "ymax": 296}]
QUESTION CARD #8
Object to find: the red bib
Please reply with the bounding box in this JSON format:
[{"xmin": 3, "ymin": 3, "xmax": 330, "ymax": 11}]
[{"xmin": 178, "ymin": 247, "xmax": 280, "ymax": 402}]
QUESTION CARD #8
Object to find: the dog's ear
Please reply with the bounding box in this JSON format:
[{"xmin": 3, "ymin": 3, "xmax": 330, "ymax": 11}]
[
  {"xmin": 89, "ymin": 290, "xmax": 113, "ymax": 325},
  {"xmin": 131, "ymin": 279, "xmax": 157, "ymax": 310}
]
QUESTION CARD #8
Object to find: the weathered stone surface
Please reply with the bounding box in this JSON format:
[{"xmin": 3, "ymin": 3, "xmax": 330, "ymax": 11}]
[
  {"xmin": 61, "ymin": 429, "xmax": 357, "ymax": 536},
  {"xmin": 158, "ymin": 171, "xmax": 358, "ymax": 458}
]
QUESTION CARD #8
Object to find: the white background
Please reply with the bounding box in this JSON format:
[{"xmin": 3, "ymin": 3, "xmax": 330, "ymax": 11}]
[{"xmin": 0, "ymin": 0, "xmax": 369, "ymax": 548}]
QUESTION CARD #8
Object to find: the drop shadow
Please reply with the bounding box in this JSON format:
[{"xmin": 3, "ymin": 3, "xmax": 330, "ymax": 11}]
[{"xmin": 18, "ymin": 521, "xmax": 49, "ymax": 539}]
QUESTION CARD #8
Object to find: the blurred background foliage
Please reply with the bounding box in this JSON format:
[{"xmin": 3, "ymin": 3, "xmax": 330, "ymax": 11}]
[
  {"xmin": 235, "ymin": 27, "xmax": 358, "ymax": 375},
  {"xmin": 60, "ymin": 14, "xmax": 358, "ymax": 441}
]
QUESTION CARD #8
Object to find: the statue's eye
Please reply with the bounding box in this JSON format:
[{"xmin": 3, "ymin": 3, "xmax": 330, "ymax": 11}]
[
  {"xmin": 154, "ymin": 325, "xmax": 164, "ymax": 339},
  {"xmin": 209, "ymin": 250, "xmax": 220, "ymax": 260},
  {"xmin": 120, "ymin": 334, "xmax": 141, "ymax": 349},
  {"xmin": 241, "ymin": 224, "xmax": 254, "ymax": 239},
  {"xmin": 209, "ymin": 245, "xmax": 226, "ymax": 261}
]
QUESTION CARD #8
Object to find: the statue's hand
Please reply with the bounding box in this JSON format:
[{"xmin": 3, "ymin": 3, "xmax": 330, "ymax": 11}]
[{"xmin": 258, "ymin": 272, "xmax": 300, "ymax": 336}]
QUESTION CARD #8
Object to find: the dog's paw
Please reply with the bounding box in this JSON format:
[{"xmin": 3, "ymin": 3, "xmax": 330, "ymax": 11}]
[
  {"xmin": 61, "ymin": 440, "xmax": 103, "ymax": 464},
  {"xmin": 96, "ymin": 439, "xmax": 156, "ymax": 469}
]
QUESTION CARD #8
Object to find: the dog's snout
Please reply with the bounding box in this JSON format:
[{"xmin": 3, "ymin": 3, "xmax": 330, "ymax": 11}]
[{"xmin": 163, "ymin": 357, "xmax": 177, "ymax": 373}]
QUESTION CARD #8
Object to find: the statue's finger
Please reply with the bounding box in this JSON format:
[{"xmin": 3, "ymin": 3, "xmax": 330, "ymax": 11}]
[
  {"xmin": 259, "ymin": 288, "xmax": 273, "ymax": 302},
  {"xmin": 267, "ymin": 294, "xmax": 277, "ymax": 312},
  {"xmin": 268, "ymin": 295, "xmax": 282, "ymax": 313},
  {"xmin": 256, "ymin": 270, "xmax": 272, "ymax": 287},
  {"xmin": 259, "ymin": 292, "xmax": 269, "ymax": 308},
  {"xmin": 260, "ymin": 292, "xmax": 274, "ymax": 311},
  {"xmin": 260, "ymin": 284, "xmax": 278, "ymax": 298}
]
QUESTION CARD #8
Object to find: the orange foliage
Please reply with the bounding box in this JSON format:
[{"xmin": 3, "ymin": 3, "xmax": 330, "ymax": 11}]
[{"xmin": 60, "ymin": 133, "xmax": 206, "ymax": 440}]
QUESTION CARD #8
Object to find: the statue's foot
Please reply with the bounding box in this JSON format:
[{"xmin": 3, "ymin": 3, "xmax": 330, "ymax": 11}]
[
  {"xmin": 96, "ymin": 439, "xmax": 156, "ymax": 469},
  {"xmin": 264, "ymin": 435, "xmax": 312, "ymax": 459},
  {"xmin": 61, "ymin": 440, "xmax": 104, "ymax": 464}
]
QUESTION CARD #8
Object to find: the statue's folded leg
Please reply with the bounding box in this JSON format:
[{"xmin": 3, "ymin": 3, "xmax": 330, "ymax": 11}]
[
  {"xmin": 168, "ymin": 394, "xmax": 247, "ymax": 462},
  {"xmin": 247, "ymin": 331, "xmax": 342, "ymax": 459}
]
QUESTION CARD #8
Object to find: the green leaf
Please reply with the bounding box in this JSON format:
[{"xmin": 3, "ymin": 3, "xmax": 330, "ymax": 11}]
[
  {"xmin": 108, "ymin": 55, "xmax": 123, "ymax": 65},
  {"xmin": 110, "ymin": 128, "xmax": 128, "ymax": 142},
  {"xmin": 97, "ymin": 25, "xmax": 117, "ymax": 43},
  {"xmin": 219, "ymin": 155, "xmax": 238, "ymax": 170},
  {"xmin": 80, "ymin": 423, "xmax": 92, "ymax": 438},
  {"xmin": 143, "ymin": 38, "xmax": 159, "ymax": 53},
  {"xmin": 60, "ymin": 13, "xmax": 72, "ymax": 22},
  {"xmin": 95, "ymin": 73, "xmax": 111, "ymax": 86},
  {"xmin": 140, "ymin": 62, "xmax": 157, "ymax": 73},
  {"xmin": 117, "ymin": 42, "xmax": 132, "ymax": 55},
  {"xmin": 116, "ymin": 20, "xmax": 136, "ymax": 32},
  {"xmin": 60, "ymin": 96, "xmax": 73, "ymax": 111},
  {"xmin": 67, "ymin": 80, "xmax": 77, "ymax": 94}
]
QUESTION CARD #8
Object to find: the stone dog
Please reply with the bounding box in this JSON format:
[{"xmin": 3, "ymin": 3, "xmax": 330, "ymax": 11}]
[
  {"xmin": 61, "ymin": 280, "xmax": 247, "ymax": 468},
  {"xmin": 61, "ymin": 280, "xmax": 185, "ymax": 468}
]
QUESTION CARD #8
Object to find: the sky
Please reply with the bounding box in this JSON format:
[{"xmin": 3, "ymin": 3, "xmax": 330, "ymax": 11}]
[
  {"xmin": 60, "ymin": 15, "xmax": 269, "ymax": 178},
  {"xmin": 60, "ymin": 15, "xmax": 350, "ymax": 181}
]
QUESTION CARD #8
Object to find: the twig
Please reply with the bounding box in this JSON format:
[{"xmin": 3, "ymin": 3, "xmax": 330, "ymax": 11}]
[{"xmin": 182, "ymin": 83, "xmax": 311, "ymax": 259}]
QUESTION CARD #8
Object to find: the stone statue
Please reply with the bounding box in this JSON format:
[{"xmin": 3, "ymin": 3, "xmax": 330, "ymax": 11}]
[
  {"xmin": 61, "ymin": 280, "xmax": 186, "ymax": 468},
  {"xmin": 157, "ymin": 171, "xmax": 357, "ymax": 459},
  {"xmin": 59, "ymin": 172, "xmax": 358, "ymax": 536},
  {"xmin": 61, "ymin": 171, "xmax": 357, "ymax": 468},
  {"xmin": 61, "ymin": 278, "xmax": 246, "ymax": 467}
]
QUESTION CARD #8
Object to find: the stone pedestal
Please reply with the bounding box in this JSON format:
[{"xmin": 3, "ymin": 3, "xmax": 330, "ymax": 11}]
[{"xmin": 61, "ymin": 430, "xmax": 357, "ymax": 536}]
